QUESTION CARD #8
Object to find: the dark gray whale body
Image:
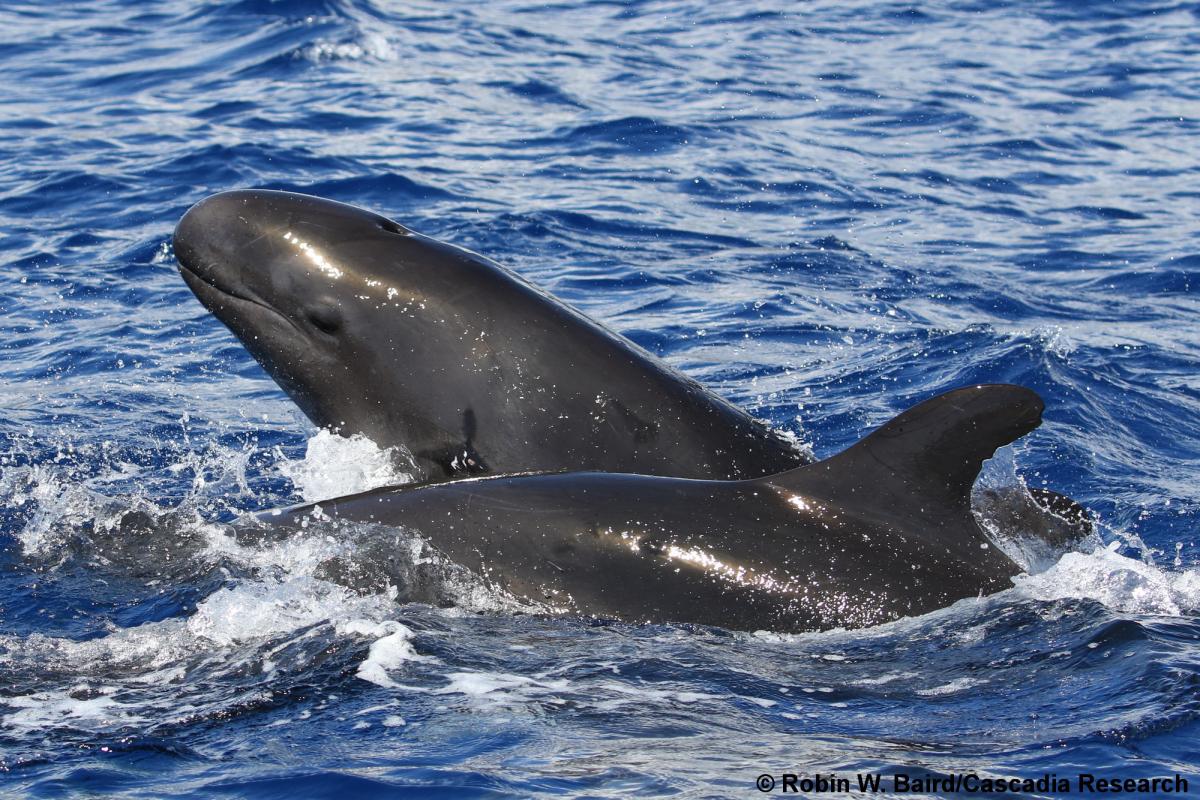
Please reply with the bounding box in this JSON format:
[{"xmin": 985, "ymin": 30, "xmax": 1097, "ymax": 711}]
[{"xmin": 175, "ymin": 190, "xmax": 1089, "ymax": 632}]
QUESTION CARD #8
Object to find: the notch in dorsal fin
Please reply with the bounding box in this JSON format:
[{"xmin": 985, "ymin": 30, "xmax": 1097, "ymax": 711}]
[{"xmin": 769, "ymin": 385, "xmax": 1044, "ymax": 514}]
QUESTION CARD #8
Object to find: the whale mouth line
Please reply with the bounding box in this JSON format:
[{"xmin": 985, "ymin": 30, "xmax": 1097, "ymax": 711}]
[{"xmin": 178, "ymin": 260, "xmax": 303, "ymax": 336}]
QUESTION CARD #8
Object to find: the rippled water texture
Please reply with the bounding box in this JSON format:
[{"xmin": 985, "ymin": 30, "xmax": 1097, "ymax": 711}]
[{"xmin": 1, "ymin": 1, "xmax": 1199, "ymax": 796}]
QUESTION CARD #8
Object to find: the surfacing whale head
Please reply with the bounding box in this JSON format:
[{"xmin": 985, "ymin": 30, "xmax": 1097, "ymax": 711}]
[
  {"xmin": 174, "ymin": 189, "xmax": 807, "ymax": 483},
  {"xmin": 175, "ymin": 190, "xmax": 431, "ymax": 447}
]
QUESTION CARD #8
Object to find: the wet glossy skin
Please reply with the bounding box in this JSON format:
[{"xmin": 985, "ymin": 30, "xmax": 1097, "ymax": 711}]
[
  {"xmin": 176, "ymin": 192, "xmax": 1090, "ymax": 611},
  {"xmin": 175, "ymin": 190, "xmax": 807, "ymax": 484},
  {"xmin": 254, "ymin": 386, "xmax": 1065, "ymax": 633},
  {"xmin": 267, "ymin": 472, "xmax": 1016, "ymax": 632}
]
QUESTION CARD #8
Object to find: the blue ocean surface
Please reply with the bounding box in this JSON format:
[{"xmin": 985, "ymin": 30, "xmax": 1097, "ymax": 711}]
[{"xmin": 1, "ymin": 0, "xmax": 1198, "ymax": 796}]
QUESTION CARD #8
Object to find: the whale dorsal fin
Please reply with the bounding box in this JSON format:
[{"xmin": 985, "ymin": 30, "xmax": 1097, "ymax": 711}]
[{"xmin": 767, "ymin": 385, "xmax": 1044, "ymax": 517}]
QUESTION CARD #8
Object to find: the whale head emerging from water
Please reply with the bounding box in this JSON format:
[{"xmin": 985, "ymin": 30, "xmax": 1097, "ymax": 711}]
[
  {"xmin": 175, "ymin": 190, "xmax": 437, "ymax": 456},
  {"xmin": 174, "ymin": 189, "xmax": 808, "ymax": 484}
]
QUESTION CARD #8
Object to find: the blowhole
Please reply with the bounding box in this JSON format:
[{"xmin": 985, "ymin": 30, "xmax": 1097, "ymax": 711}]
[{"xmin": 378, "ymin": 219, "xmax": 409, "ymax": 235}]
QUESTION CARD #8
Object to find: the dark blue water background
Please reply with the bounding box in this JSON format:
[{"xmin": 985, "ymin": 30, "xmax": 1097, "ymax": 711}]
[{"xmin": 1, "ymin": 0, "xmax": 1198, "ymax": 796}]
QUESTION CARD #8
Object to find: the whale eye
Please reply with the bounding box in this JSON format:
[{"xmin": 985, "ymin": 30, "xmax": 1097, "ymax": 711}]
[{"xmin": 306, "ymin": 303, "xmax": 342, "ymax": 335}]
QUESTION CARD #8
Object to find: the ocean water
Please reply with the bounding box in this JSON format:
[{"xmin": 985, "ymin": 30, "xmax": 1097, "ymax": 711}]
[{"xmin": 1, "ymin": 0, "xmax": 1198, "ymax": 796}]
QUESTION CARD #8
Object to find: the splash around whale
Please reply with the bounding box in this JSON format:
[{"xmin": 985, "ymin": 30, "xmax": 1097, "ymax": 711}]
[{"xmin": 174, "ymin": 189, "xmax": 1090, "ymax": 632}]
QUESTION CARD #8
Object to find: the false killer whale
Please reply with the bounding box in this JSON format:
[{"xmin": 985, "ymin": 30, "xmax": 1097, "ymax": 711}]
[{"xmin": 258, "ymin": 385, "xmax": 1045, "ymax": 632}]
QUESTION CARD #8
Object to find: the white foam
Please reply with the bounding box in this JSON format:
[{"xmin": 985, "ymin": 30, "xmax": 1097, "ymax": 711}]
[
  {"xmin": 187, "ymin": 577, "xmax": 385, "ymax": 646},
  {"xmin": 1012, "ymin": 544, "xmax": 1200, "ymax": 616},
  {"xmin": 435, "ymin": 671, "xmax": 571, "ymax": 707},
  {"xmin": 4, "ymin": 687, "xmax": 142, "ymax": 732},
  {"xmin": 277, "ymin": 429, "xmax": 416, "ymax": 503},
  {"xmin": 852, "ymin": 671, "xmax": 918, "ymax": 687},
  {"xmin": 915, "ymin": 677, "xmax": 985, "ymax": 697},
  {"xmin": 344, "ymin": 620, "xmax": 428, "ymax": 688},
  {"xmin": 573, "ymin": 679, "xmax": 720, "ymax": 711},
  {"xmin": 0, "ymin": 621, "xmax": 193, "ymax": 678},
  {"xmin": 1, "ymin": 561, "xmax": 426, "ymax": 734}
]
